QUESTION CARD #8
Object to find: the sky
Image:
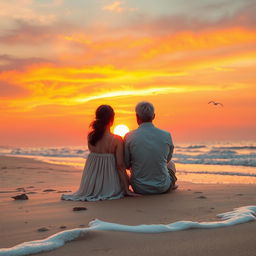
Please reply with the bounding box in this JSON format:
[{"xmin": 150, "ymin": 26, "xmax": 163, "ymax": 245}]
[{"xmin": 0, "ymin": 0, "xmax": 255, "ymax": 146}]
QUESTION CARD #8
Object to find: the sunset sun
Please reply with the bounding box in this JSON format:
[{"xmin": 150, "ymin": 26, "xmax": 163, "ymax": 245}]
[{"xmin": 113, "ymin": 124, "xmax": 130, "ymax": 137}]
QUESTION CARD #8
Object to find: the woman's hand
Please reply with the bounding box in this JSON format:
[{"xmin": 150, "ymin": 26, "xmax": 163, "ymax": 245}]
[{"xmin": 125, "ymin": 190, "xmax": 141, "ymax": 197}]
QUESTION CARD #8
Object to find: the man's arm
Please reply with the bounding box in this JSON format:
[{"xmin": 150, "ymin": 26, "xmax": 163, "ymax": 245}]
[
  {"xmin": 115, "ymin": 136, "xmax": 139, "ymax": 196},
  {"xmin": 167, "ymin": 133, "xmax": 174, "ymax": 162},
  {"xmin": 124, "ymin": 134, "xmax": 131, "ymax": 169}
]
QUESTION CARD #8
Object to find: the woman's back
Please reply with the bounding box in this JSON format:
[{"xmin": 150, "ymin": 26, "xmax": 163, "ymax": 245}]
[
  {"xmin": 62, "ymin": 132, "xmax": 124, "ymax": 201},
  {"xmin": 88, "ymin": 132, "xmax": 117, "ymax": 154}
]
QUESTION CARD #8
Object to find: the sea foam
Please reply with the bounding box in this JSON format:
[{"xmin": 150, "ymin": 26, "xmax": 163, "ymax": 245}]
[{"xmin": 0, "ymin": 205, "xmax": 255, "ymax": 256}]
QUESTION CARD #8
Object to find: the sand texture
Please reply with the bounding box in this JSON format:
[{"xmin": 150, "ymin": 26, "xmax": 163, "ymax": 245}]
[{"xmin": 0, "ymin": 156, "xmax": 256, "ymax": 256}]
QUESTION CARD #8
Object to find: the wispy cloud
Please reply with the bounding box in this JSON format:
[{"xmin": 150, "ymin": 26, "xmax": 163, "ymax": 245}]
[
  {"xmin": 74, "ymin": 87, "xmax": 185, "ymax": 103},
  {"xmin": 0, "ymin": 20, "xmax": 75, "ymax": 45},
  {"xmin": 0, "ymin": 54, "xmax": 52, "ymax": 71},
  {"xmin": 102, "ymin": 1, "xmax": 137, "ymax": 13},
  {"xmin": 103, "ymin": 1, "xmax": 123, "ymax": 12},
  {"xmin": 0, "ymin": 0, "xmax": 57, "ymax": 25},
  {"xmin": 73, "ymin": 84, "xmax": 234, "ymax": 105},
  {"xmin": 0, "ymin": 81, "xmax": 29, "ymax": 98}
]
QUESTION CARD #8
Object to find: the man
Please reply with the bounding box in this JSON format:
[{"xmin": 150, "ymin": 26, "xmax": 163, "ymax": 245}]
[{"xmin": 124, "ymin": 101, "xmax": 177, "ymax": 195}]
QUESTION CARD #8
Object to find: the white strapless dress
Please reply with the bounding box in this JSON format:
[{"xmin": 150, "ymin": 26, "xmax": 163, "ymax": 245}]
[{"xmin": 61, "ymin": 153, "xmax": 124, "ymax": 201}]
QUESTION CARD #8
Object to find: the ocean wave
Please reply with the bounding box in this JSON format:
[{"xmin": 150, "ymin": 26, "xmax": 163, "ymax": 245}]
[
  {"xmin": 173, "ymin": 157, "xmax": 256, "ymax": 167},
  {"xmin": 9, "ymin": 148, "xmax": 89, "ymax": 158},
  {"xmin": 208, "ymin": 149, "xmax": 237, "ymax": 154},
  {"xmin": 178, "ymin": 170, "xmax": 256, "ymax": 177},
  {"xmin": 0, "ymin": 206, "xmax": 255, "ymax": 256},
  {"xmin": 1, "ymin": 143, "xmax": 256, "ymax": 168},
  {"xmin": 176, "ymin": 145, "xmax": 256, "ymax": 150},
  {"xmin": 213, "ymin": 146, "xmax": 256, "ymax": 150},
  {"xmin": 173, "ymin": 150, "xmax": 256, "ymax": 167},
  {"xmin": 176, "ymin": 145, "xmax": 207, "ymax": 149}
]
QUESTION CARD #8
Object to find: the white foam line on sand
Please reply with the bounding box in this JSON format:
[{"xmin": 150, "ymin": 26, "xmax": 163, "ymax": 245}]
[{"xmin": 1, "ymin": 206, "xmax": 255, "ymax": 256}]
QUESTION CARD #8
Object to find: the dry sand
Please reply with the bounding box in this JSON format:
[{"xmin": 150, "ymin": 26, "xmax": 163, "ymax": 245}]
[{"xmin": 0, "ymin": 156, "xmax": 255, "ymax": 256}]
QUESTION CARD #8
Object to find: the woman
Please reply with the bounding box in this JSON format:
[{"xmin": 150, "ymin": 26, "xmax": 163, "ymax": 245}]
[{"xmin": 61, "ymin": 105, "xmax": 137, "ymax": 201}]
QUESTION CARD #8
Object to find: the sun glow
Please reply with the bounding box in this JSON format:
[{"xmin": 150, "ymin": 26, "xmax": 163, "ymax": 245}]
[{"xmin": 113, "ymin": 124, "xmax": 130, "ymax": 137}]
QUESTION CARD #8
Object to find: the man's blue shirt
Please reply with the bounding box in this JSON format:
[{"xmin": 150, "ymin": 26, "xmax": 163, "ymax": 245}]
[{"xmin": 124, "ymin": 122, "xmax": 174, "ymax": 194}]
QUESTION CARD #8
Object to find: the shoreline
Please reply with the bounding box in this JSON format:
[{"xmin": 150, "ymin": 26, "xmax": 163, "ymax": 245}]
[
  {"xmin": 1, "ymin": 155, "xmax": 256, "ymax": 256},
  {"xmin": 2, "ymin": 153, "xmax": 256, "ymax": 185}
]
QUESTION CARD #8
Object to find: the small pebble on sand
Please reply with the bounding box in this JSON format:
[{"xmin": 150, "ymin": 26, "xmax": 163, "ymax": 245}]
[
  {"xmin": 73, "ymin": 207, "xmax": 87, "ymax": 211},
  {"xmin": 37, "ymin": 227, "xmax": 49, "ymax": 232},
  {"xmin": 12, "ymin": 194, "xmax": 29, "ymax": 200},
  {"xmin": 43, "ymin": 189, "xmax": 56, "ymax": 192},
  {"xmin": 196, "ymin": 196, "xmax": 207, "ymax": 199}
]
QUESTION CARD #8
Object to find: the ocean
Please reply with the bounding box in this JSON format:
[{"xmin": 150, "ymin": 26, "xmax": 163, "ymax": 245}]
[{"xmin": 1, "ymin": 141, "xmax": 256, "ymax": 184}]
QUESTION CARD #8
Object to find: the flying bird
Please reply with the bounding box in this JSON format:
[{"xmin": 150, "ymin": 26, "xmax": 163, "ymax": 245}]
[{"xmin": 208, "ymin": 101, "xmax": 223, "ymax": 107}]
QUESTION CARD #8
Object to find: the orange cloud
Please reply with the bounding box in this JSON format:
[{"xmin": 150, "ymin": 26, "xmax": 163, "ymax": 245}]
[
  {"xmin": 58, "ymin": 27, "xmax": 256, "ymax": 71},
  {"xmin": 1, "ymin": 26, "xmax": 255, "ymax": 110},
  {"xmin": 0, "ymin": 82, "xmax": 29, "ymax": 98}
]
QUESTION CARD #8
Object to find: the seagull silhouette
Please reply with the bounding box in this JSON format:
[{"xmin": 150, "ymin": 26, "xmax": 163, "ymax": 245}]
[{"xmin": 208, "ymin": 101, "xmax": 223, "ymax": 107}]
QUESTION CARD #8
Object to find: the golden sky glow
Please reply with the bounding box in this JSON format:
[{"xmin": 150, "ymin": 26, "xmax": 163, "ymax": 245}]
[{"xmin": 0, "ymin": 0, "xmax": 255, "ymax": 146}]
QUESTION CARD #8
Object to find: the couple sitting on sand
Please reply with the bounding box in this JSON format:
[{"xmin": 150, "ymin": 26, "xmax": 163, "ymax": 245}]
[{"xmin": 62, "ymin": 101, "xmax": 177, "ymax": 201}]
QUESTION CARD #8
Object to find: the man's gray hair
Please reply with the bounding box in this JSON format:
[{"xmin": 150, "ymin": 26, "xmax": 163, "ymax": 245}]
[{"xmin": 135, "ymin": 101, "xmax": 155, "ymax": 122}]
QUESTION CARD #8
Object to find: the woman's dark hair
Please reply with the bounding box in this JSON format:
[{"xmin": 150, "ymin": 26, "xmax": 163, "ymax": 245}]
[{"xmin": 88, "ymin": 105, "xmax": 115, "ymax": 146}]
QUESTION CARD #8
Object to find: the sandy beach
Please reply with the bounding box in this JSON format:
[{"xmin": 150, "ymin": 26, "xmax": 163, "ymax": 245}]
[{"xmin": 0, "ymin": 155, "xmax": 256, "ymax": 256}]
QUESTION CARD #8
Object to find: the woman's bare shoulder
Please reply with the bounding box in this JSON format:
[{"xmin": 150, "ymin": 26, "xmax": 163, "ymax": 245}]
[{"xmin": 111, "ymin": 133, "xmax": 123, "ymax": 143}]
